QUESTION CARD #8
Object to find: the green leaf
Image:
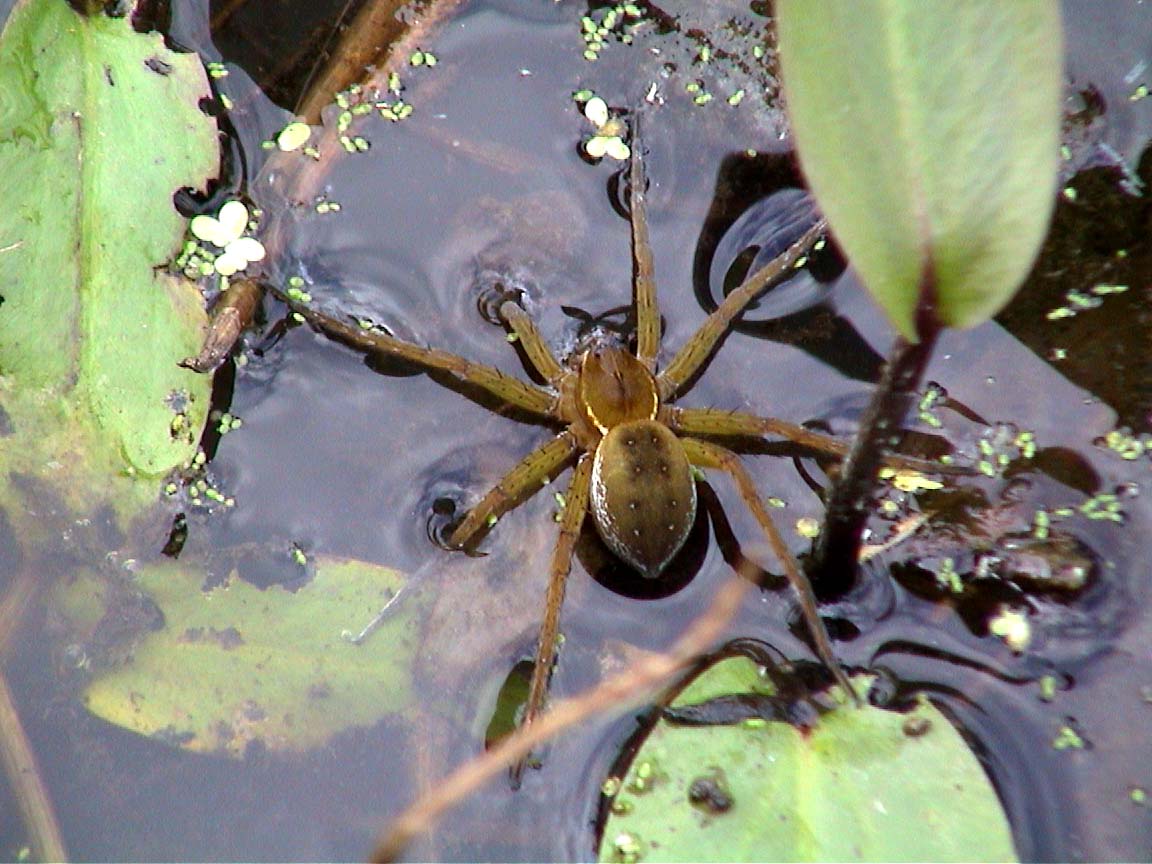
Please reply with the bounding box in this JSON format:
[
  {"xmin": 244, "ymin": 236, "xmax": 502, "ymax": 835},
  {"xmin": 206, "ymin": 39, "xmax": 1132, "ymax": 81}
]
[
  {"xmin": 599, "ymin": 657, "xmax": 1017, "ymax": 862},
  {"xmin": 776, "ymin": 1, "xmax": 1062, "ymax": 340},
  {"xmin": 0, "ymin": 0, "xmax": 214, "ymax": 530},
  {"xmin": 78, "ymin": 556, "xmax": 417, "ymax": 756}
]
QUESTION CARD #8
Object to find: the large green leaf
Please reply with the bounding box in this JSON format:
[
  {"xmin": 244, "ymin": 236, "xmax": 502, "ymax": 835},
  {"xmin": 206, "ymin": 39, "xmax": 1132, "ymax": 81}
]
[
  {"xmin": 599, "ymin": 657, "xmax": 1016, "ymax": 862},
  {"xmin": 70, "ymin": 555, "xmax": 417, "ymax": 756},
  {"xmin": 776, "ymin": 1, "xmax": 1062, "ymax": 340},
  {"xmin": 0, "ymin": 0, "xmax": 214, "ymax": 532}
]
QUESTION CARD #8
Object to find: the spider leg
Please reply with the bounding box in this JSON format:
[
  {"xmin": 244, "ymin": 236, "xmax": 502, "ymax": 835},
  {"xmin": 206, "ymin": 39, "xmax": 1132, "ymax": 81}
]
[
  {"xmin": 513, "ymin": 454, "xmax": 593, "ymax": 783},
  {"xmin": 657, "ymin": 218, "xmax": 827, "ymax": 400},
  {"xmin": 679, "ymin": 437, "xmax": 859, "ymax": 703},
  {"xmin": 664, "ymin": 406, "xmax": 962, "ymax": 475},
  {"xmin": 448, "ymin": 431, "xmax": 580, "ymax": 551},
  {"xmin": 275, "ymin": 290, "xmax": 559, "ymax": 420},
  {"xmin": 629, "ymin": 128, "xmax": 660, "ymax": 369},
  {"xmin": 498, "ymin": 300, "xmax": 565, "ymax": 386}
]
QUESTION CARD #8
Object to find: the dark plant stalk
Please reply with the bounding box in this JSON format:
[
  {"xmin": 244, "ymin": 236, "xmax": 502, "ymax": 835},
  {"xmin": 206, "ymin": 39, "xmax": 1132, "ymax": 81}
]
[{"xmin": 811, "ymin": 284, "xmax": 941, "ymax": 595}]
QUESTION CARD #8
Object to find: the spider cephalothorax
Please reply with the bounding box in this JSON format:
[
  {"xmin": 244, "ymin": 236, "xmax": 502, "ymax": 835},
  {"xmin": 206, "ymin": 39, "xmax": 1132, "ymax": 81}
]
[{"xmin": 276, "ymin": 132, "xmax": 933, "ymax": 768}]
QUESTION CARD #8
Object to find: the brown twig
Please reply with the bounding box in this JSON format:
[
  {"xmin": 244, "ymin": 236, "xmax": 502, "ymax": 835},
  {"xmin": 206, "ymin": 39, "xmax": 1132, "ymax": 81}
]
[
  {"xmin": 180, "ymin": 277, "xmax": 264, "ymax": 373},
  {"xmin": 259, "ymin": 0, "xmax": 467, "ymax": 215},
  {"xmin": 372, "ymin": 575, "xmax": 751, "ymax": 862},
  {"xmin": 0, "ymin": 671, "xmax": 67, "ymax": 863},
  {"xmin": 296, "ymin": 0, "xmax": 447, "ymax": 124},
  {"xmin": 0, "ymin": 569, "xmax": 68, "ymax": 862}
]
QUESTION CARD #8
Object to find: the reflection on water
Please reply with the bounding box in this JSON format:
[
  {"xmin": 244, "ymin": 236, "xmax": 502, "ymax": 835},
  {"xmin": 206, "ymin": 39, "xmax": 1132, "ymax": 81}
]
[
  {"xmin": 708, "ymin": 187, "xmax": 830, "ymax": 319},
  {"xmin": 5, "ymin": 1, "xmax": 1152, "ymax": 861}
]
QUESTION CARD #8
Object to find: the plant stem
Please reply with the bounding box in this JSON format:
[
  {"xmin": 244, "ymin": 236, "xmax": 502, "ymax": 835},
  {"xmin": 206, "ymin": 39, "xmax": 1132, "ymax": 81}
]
[
  {"xmin": 0, "ymin": 568, "xmax": 67, "ymax": 862},
  {"xmin": 0, "ymin": 668, "xmax": 67, "ymax": 862},
  {"xmin": 811, "ymin": 329, "xmax": 938, "ymax": 595},
  {"xmin": 372, "ymin": 575, "xmax": 750, "ymax": 862}
]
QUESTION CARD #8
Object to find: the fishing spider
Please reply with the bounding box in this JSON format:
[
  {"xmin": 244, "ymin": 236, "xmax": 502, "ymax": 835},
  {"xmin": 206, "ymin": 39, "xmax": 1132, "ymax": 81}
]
[{"xmin": 279, "ymin": 138, "xmax": 911, "ymax": 754}]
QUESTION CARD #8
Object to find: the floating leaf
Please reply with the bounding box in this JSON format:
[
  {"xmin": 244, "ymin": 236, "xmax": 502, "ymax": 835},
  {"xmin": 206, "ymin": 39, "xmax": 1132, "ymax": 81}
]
[
  {"xmin": 598, "ymin": 657, "xmax": 1017, "ymax": 862},
  {"xmin": 81, "ymin": 556, "xmax": 417, "ymax": 756},
  {"xmin": 0, "ymin": 0, "xmax": 215, "ymax": 535},
  {"xmin": 776, "ymin": 1, "xmax": 1062, "ymax": 340}
]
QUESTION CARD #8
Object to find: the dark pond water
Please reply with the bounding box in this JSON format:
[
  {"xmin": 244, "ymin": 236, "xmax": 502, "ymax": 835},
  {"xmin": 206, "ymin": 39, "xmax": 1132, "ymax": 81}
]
[{"xmin": 3, "ymin": 0, "xmax": 1152, "ymax": 861}]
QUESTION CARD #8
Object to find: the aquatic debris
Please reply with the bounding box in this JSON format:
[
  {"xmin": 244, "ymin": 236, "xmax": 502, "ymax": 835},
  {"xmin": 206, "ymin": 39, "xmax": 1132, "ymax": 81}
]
[
  {"xmin": 575, "ymin": 91, "xmax": 630, "ymax": 161},
  {"xmin": 988, "ymin": 605, "xmax": 1031, "ymax": 652},
  {"xmin": 275, "ymin": 121, "xmax": 312, "ymax": 152},
  {"xmin": 186, "ymin": 200, "xmax": 265, "ymax": 277}
]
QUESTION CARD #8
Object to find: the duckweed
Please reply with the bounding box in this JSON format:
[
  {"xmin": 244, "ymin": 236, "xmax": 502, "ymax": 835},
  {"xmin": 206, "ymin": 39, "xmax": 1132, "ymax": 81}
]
[{"xmin": 1052, "ymin": 723, "xmax": 1086, "ymax": 751}]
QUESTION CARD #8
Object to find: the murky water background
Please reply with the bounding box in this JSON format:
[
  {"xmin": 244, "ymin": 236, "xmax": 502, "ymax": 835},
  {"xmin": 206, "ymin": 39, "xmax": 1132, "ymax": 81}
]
[{"xmin": 3, "ymin": 0, "xmax": 1152, "ymax": 860}]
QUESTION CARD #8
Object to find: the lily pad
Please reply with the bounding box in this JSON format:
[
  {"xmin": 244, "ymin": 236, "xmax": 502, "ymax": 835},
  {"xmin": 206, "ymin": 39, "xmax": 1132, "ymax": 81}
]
[
  {"xmin": 0, "ymin": 0, "xmax": 215, "ymax": 536},
  {"xmin": 79, "ymin": 555, "xmax": 417, "ymax": 756},
  {"xmin": 598, "ymin": 656, "xmax": 1017, "ymax": 862},
  {"xmin": 776, "ymin": 1, "xmax": 1062, "ymax": 340}
]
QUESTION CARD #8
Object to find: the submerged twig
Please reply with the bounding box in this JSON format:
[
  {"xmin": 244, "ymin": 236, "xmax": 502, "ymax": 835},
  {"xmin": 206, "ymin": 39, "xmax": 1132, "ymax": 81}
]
[
  {"xmin": 260, "ymin": 0, "xmax": 466, "ymax": 215},
  {"xmin": 181, "ymin": 277, "xmax": 264, "ymax": 373},
  {"xmin": 371, "ymin": 575, "xmax": 751, "ymax": 863},
  {"xmin": 0, "ymin": 671, "xmax": 67, "ymax": 863},
  {"xmin": 0, "ymin": 569, "xmax": 68, "ymax": 862},
  {"xmin": 296, "ymin": 0, "xmax": 464, "ymax": 125}
]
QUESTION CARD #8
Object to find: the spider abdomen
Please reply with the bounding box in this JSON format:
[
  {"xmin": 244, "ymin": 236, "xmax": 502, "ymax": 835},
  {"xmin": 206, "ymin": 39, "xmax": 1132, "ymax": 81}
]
[{"xmin": 590, "ymin": 419, "xmax": 697, "ymax": 578}]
